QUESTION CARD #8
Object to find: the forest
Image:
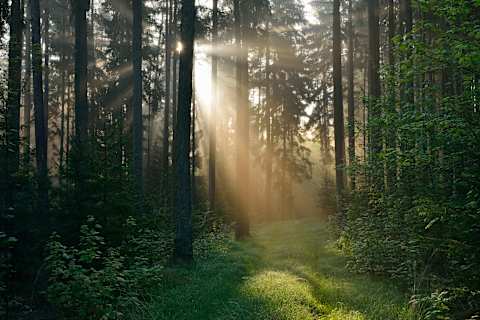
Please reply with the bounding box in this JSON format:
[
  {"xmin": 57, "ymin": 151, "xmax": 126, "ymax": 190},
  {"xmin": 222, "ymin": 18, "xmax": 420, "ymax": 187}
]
[{"xmin": 0, "ymin": 0, "xmax": 479, "ymax": 318}]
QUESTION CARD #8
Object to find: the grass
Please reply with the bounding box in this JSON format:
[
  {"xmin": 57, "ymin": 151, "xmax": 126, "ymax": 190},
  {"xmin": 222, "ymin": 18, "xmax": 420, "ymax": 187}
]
[{"xmin": 129, "ymin": 219, "xmax": 415, "ymax": 320}]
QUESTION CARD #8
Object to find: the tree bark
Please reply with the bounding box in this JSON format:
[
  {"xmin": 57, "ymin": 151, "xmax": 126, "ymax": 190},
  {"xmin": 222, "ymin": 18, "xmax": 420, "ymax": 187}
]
[
  {"xmin": 31, "ymin": 0, "xmax": 48, "ymax": 215},
  {"xmin": 234, "ymin": 0, "xmax": 250, "ymax": 239},
  {"xmin": 347, "ymin": 0, "xmax": 355, "ymax": 190},
  {"xmin": 162, "ymin": 0, "xmax": 172, "ymax": 173},
  {"xmin": 132, "ymin": 0, "xmax": 144, "ymax": 211},
  {"xmin": 264, "ymin": 14, "xmax": 272, "ymax": 219},
  {"xmin": 332, "ymin": 0, "xmax": 346, "ymax": 217},
  {"xmin": 73, "ymin": 0, "xmax": 89, "ymax": 208},
  {"xmin": 43, "ymin": 0, "xmax": 49, "ymax": 135},
  {"xmin": 208, "ymin": 0, "xmax": 218, "ymax": 212},
  {"xmin": 173, "ymin": 0, "xmax": 195, "ymax": 263},
  {"xmin": 6, "ymin": 0, "xmax": 23, "ymax": 206},
  {"xmin": 24, "ymin": 0, "xmax": 32, "ymax": 165}
]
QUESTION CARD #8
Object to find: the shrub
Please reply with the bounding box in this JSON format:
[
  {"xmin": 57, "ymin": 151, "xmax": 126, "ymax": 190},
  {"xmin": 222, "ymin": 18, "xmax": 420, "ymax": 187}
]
[{"xmin": 45, "ymin": 216, "xmax": 164, "ymax": 320}]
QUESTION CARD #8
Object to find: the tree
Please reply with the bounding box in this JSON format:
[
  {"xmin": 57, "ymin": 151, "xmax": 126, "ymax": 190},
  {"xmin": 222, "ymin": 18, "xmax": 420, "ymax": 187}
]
[
  {"xmin": 347, "ymin": 0, "xmax": 355, "ymax": 189},
  {"xmin": 24, "ymin": 0, "xmax": 32, "ymax": 165},
  {"xmin": 163, "ymin": 0, "xmax": 173, "ymax": 174},
  {"xmin": 234, "ymin": 0, "xmax": 250, "ymax": 238},
  {"xmin": 132, "ymin": 0, "xmax": 144, "ymax": 210},
  {"xmin": 6, "ymin": 0, "xmax": 23, "ymax": 206},
  {"xmin": 208, "ymin": 0, "xmax": 218, "ymax": 212},
  {"xmin": 264, "ymin": 10, "xmax": 272, "ymax": 218},
  {"xmin": 73, "ymin": 0, "xmax": 89, "ymax": 206},
  {"xmin": 173, "ymin": 0, "xmax": 195, "ymax": 263},
  {"xmin": 43, "ymin": 0, "xmax": 50, "ymax": 126},
  {"xmin": 31, "ymin": 0, "xmax": 48, "ymax": 214},
  {"xmin": 332, "ymin": 0, "xmax": 345, "ymax": 215}
]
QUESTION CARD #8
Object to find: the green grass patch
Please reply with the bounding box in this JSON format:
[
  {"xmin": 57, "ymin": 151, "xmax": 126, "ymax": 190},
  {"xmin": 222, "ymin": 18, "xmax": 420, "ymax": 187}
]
[{"xmin": 128, "ymin": 219, "xmax": 415, "ymax": 320}]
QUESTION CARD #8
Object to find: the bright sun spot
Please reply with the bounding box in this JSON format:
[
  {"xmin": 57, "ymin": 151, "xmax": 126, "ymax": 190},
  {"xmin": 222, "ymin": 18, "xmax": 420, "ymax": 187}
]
[
  {"xmin": 194, "ymin": 47, "xmax": 212, "ymax": 109},
  {"xmin": 176, "ymin": 41, "xmax": 184, "ymax": 53}
]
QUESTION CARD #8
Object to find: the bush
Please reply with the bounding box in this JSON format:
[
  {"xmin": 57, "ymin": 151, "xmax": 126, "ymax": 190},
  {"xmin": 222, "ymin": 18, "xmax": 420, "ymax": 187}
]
[
  {"xmin": 411, "ymin": 289, "xmax": 480, "ymax": 320},
  {"xmin": 45, "ymin": 216, "xmax": 164, "ymax": 320}
]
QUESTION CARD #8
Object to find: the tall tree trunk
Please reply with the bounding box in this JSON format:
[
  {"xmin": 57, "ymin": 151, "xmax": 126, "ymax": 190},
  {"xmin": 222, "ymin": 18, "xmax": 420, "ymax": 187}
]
[
  {"xmin": 88, "ymin": 0, "xmax": 96, "ymax": 133},
  {"xmin": 73, "ymin": 0, "xmax": 89, "ymax": 208},
  {"xmin": 59, "ymin": 68, "xmax": 66, "ymax": 175},
  {"xmin": 6, "ymin": 0, "xmax": 23, "ymax": 207},
  {"xmin": 367, "ymin": 0, "xmax": 382, "ymax": 189},
  {"xmin": 59, "ymin": 13, "xmax": 67, "ymax": 175},
  {"xmin": 66, "ymin": 79, "xmax": 71, "ymax": 177},
  {"xmin": 162, "ymin": 0, "xmax": 172, "ymax": 179},
  {"xmin": 208, "ymin": 0, "xmax": 218, "ymax": 212},
  {"xmin": 332, "ymin": 0, "xmax": 346, "ymax": 218},
  {"xmin": 264, "ymin": 14, "xmax": 272, "ymax": 219},
  {"xmin": 347, "ymin": 0, "xmax": 355, "ymax": 190},
  {"xmin": 31, "ymin": 0, "xmax": 48, "ymax": 215},
  {"xmin": 281, "ymin": 104, "xmax": 287, "ymax": 219},
  {"xmin": 24, "ymin": 0, "xmax": 32, "ymax": 165},
  {"xmin": 234, "ymin": 0, "xmax": 250, "ymax": 239},
  {"xmin": 43, "ymin": 0, "xmax": 49, "ymax": 136},
  {"xmin": 173, "ymin": 0, "xmax": 195, "ymax": 263},
  {"xmin": 132, "ymin": 0, "xmax": 144, "ymax": 211},
  {"xmin": 171, "ymin": 0, "xmax": 179, "ymax": 132},
  {"xmin": 191, "ymin": 80, "xmax": 196, "ymax": 207}
]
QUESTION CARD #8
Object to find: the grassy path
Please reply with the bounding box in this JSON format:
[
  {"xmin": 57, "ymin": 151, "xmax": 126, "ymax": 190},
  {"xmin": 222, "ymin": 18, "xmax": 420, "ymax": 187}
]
[{"xmin": 133, "ymin": 219, "xmax": 414, "ymax": 320}]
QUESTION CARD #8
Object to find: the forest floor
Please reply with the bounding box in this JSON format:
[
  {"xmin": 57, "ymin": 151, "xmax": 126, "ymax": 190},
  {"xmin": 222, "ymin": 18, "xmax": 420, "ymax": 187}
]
[{"xmin": 131, "ymin": 219, "xmax": 415, "ymax": 320}]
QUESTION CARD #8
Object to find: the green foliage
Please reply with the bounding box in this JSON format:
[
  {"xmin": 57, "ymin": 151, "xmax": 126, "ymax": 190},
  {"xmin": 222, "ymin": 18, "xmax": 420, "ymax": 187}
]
[
  {"xmin": 343, "ymin": 0, "xmax": 480, "ymax": 317},
  {"xmin": 45, "ymin": 216, "xmax": 165, "ymax": 320},
  {"xmin": 411, "ymin": 289, "xmax": 480, "ymax": 320},
  {"xmin": 0, "ymin": 231, "xmax": 17, "ymax": 317}
]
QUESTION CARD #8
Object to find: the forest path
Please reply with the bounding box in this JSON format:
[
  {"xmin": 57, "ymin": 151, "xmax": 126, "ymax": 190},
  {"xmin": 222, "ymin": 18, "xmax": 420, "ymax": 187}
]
[{"xmin": 134, "ymin": 219, "xmax": 413, "ymax": 320}]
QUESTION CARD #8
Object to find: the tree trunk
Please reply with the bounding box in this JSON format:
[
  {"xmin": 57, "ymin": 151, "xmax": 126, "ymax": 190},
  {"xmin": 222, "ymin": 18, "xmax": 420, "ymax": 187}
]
[
  {"xmin": 73, "ymin": 0, "xmax": 89, "ymax": 208},
  {"xmin": 43, "ymin": 0, "xmax": 49, "ymax": 136},
  {"xmin": 234, "ymin": 0, "xmax": 250, "ymax": 239},
  {"xmin": 171, "ymin": 0, "xmax": 179, "ymax": 132},
  {"xmin": 132, "ymin": 0, "xmax": 144, "ymax": 211},
  {"xmin": 208, "ymin": 0, "xmax": 218, "ymax": 212},
  {"xmin": 6, "ymin": 0, "xmax": 23, "ymax": 206},
  {"xmin": 332, "ymin": 0, "xmax": 346, "ymax": 218},
  {"xmin": 264, "ymin": 14, "xmax": 272, "ymax": 219},
  {"xmin": 59, "ymin": 13, "xmax": 67, "ymax": 175},
  {"xmin": 162, "ymin": 0, "xmax": 172, "ymax": 173},
  {"xmin": 347, "ymin": 0, "xmax": 355, "ymax": 190},
  {"xmin": 31, "ymin": 0, "xmax": 48, "ymax": 215},
  {"xmin": 24, "ymin": 0, "xmax": 32, "ymax": 165},
  {"xmin": 88, "ymin": 0, "xmax": 96, "ymax": 134},
  {"xmin": 59, "ymin": 68, "xmax": 66, "ymax": 175},
  {"xmin": 191, "ymin": 79, "xmax": 196, "ymax": 207},
  {"xmin": 173, "ymin": 0, "xmax": 195, "ymax": 263}
]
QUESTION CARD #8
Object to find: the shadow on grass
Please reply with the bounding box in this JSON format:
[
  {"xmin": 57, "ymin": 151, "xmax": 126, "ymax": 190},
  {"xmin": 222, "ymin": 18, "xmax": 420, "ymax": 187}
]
[{"xmin": 129, "ymin": 219, "xmax": 414, "ymax": 320}]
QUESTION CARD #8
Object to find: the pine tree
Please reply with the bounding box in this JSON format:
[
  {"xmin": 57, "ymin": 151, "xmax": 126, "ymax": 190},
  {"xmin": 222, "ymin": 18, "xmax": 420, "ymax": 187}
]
[
  {"xmin": 31, "ymin": 0, "xmax": 49, "ymax": 215},
  {"xmin": 234, "ymin": 0, "xmax": 250, "ymax": 239},
  {"xmin": 73, "ymin": 0, "xmax": 90, "ymax": 208},
  {"xmin": 332, "ymin": 0, "xmax": 345, "ymax": 216},
  {"xmin": 209, "ymin": 0, "xmax": 218, "ymax": 212},
  {"xmin": 6, "ymin": 0, "xmax": 23, "ymax": 207},
  {"xmin": 173, "ymin": 0, "xmax": 195, "ymax": 263},
  {"xmin": 132, "ymin": 0, "xmax": 144, "ymax": 211}
]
